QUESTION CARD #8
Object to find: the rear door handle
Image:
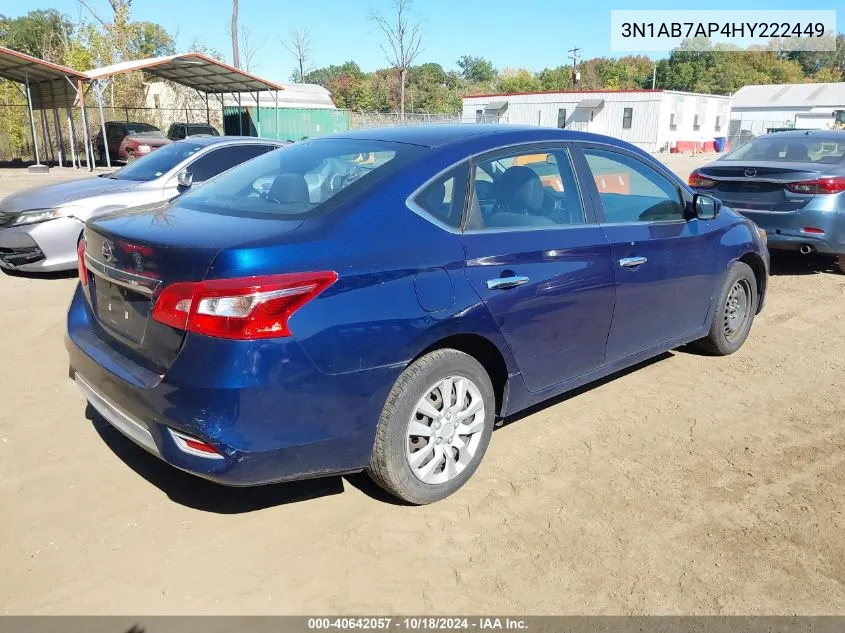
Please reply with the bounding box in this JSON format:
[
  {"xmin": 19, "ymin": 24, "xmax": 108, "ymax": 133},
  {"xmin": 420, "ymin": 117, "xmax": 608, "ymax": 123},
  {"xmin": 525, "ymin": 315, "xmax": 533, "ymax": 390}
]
[
  {"xmin": 487, "ymin": 275, "xmax": 530, "ymax": 290},
  {"xmin": 619, "ymin": 256, "xmax": 648, "ymax": 268}
]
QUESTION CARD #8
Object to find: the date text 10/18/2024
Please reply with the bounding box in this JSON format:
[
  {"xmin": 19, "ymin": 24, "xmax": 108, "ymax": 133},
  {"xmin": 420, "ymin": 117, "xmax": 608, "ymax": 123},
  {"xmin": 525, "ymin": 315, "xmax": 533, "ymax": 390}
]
[{"xmin": 307, "ymin": 618, "xmax": 529, "ymax": 630}]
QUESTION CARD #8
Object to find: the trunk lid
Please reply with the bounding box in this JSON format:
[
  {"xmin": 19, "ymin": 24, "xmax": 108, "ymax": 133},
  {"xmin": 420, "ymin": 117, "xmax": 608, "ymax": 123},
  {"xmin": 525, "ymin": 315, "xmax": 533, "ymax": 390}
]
[
  {"xmin": 82, "ymin": 202, "xmax": 303, "ymax": 373},
  {"xmin": 697, "ymin": 161, "xmax": 825, "ymax": 213}
]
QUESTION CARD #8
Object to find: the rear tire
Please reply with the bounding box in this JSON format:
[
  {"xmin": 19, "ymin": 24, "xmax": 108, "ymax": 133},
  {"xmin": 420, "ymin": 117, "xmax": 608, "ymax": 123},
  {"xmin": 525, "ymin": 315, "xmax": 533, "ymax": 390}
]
[
  {"xmin": 367, "ymin": 349, "xmax": 495, "ymax": 505},
  {"xmin": 693, "ymin": 261, "xmax": 757, "ymax": 356},
  {"xmin": 835, "ymin": 256, "xmax": 845, "ymax": 275}
]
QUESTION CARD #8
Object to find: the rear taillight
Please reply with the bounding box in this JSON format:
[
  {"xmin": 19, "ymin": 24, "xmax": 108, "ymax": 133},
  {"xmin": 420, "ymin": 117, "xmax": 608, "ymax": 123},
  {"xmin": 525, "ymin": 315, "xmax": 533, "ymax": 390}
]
[
  {"xmin": 77, "ymin": 239, "xmax": 88, "ymax": 285},
  {"xmin": 688, "ymin": 171, "xmax": 717, "ymax": 188},
  {"xmin": 785, "ymin": 176, "xmax": 845, "ymax": 194},
  {"xmin": 152, "ymin": 271, "xmax": 338, "ymax": 339}
]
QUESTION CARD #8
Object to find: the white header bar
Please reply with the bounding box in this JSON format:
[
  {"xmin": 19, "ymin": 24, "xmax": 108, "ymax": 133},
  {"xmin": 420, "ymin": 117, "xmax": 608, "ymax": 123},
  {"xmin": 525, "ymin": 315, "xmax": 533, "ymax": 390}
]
[{"xmin": 610, "ymin": 10, "xmax": 837, "ymax": 52}]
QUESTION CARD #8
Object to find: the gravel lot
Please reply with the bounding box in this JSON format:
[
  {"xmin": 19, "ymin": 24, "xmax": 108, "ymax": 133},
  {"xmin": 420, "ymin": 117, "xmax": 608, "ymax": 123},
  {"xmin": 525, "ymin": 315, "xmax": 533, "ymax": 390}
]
[{"xmin": 1, "ymin": 154, "xmax": 843, "ymax": 614}]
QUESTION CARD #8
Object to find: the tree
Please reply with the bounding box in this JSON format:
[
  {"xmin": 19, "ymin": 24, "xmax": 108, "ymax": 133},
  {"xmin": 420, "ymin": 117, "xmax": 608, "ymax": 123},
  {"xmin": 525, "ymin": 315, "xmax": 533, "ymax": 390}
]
[
  {"xmin": 239, "ymin": 25, "xmax": 265, "ymax": 72},
  {"xmin": 282, "ymin": 26, "xmax": 313, "ymax": 83},
  {"xmin": 231, "ymin": 0, "xmax": 239, "ymax": 68},
  {"xmin": 370, "ymin": 0, "xmax": 423, "ymax": 120},
  {"xmin": 0, "ymin": 9, "xmax": 73, "ymax": 61},
  {"xmin": 496, "ymin": 68, "xmax": 542, "ymax": 94},
  {"xmin": 456, "ymin": 55, "xmax": 495, "ymax": 84},
  {"xmin": 538, "ymin": 66, "xmax": 572, "ymax": 91}
]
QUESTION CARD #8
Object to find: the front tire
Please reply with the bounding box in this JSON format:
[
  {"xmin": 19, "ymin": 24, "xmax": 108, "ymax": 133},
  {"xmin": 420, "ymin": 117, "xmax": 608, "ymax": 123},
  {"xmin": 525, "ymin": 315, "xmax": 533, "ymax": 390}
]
[
  {"xmin": 693, "ymin": 261, "xmax": 758, "ymax": 356},
  {"xmin": 835, "ymin": 256, "xmax": 845, "ymax": 275},
  {"xmin": 367, "ymin": 349, "xmax": 495, "ymax": 505}
]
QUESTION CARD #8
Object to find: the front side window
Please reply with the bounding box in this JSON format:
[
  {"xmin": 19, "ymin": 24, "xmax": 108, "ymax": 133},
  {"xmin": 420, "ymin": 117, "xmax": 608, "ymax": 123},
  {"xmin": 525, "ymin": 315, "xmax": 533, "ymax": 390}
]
[
  {"xmin": 467, "ymin": 148, "xmax": 585, "ymax": 230},
  {"xmin": 412, "ymin": 163, "xmax": 469, "ymax": 229},
  {"xmin": 178, "ymin": 139, "xmax": 423, "ymax": 219},
  {"xmin": 622, "ymin": 108, "xmax": 633, "ymax": 130},
  {"xmin": 583, "ymin": 148, "xmax": 684, "ymax": 223}
]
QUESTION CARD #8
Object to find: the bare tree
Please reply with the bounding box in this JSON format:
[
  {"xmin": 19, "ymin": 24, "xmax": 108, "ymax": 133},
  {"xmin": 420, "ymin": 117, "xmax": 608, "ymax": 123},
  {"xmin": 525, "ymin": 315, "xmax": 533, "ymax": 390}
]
[
  {"xmin": 231, "ymin": 0, "xmax": 240, "ymax": 68},
  {"xmin": 370, "ymin": 0, "xmax": 423, "ymax": 122},
  {"xmin": 239, "ymin": 26, "xmax": 266, "ymax": 73},
  {"xmin": 281, "ymin": 26, "xmax": 313, "ymax": 83}
]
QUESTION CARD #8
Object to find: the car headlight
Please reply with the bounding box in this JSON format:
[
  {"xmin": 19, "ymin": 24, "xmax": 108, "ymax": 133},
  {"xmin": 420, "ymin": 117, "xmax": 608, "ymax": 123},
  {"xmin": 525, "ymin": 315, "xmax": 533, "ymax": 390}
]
[
  {"xmin": 12, "ymin": 206, "xmax": 78, "ymax": 226},
  {"xmin": 138, "ymin": 144, "xmax": 152, "ymax": 154}
]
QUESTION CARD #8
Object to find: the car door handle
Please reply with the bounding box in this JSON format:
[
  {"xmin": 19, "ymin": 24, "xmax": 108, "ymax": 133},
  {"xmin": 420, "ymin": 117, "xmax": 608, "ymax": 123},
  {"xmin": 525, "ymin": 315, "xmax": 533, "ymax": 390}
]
[
  {"xmin": 487, "ymin": 275, "xmax": 530, "ymax": 290},
  {"xmin": 619, "ymin": 256, "xmax": 648, "ymax": 268}
]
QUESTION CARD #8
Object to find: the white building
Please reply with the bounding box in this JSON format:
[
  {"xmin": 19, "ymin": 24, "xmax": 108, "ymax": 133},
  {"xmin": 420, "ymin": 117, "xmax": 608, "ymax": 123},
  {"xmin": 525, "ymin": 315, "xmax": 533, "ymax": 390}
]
[
  {"xmin": 145, "ymin": 81, "xmax": 335, "ymax": 111},
  {"xmin": 729, "ymin": 82, "xmax": 845, "ymax": 139},
  {"xmin": 462, "ymin": 89, "xmax": 732, "ymax": 153}
]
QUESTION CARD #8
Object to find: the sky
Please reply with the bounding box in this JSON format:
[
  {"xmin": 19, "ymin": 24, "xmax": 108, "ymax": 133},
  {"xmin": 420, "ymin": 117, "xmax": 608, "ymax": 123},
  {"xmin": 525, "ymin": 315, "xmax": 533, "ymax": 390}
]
[{"xmin": 7, "ymin": 0, "xmax": 845, "ymax": 84}]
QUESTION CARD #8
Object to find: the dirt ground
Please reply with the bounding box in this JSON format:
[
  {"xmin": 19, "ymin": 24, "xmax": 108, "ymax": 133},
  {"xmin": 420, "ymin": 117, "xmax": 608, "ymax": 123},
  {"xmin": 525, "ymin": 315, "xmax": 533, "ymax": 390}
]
[{"xmin": 1, "ymin": 155, "xmax": 843, "ymax": 615}]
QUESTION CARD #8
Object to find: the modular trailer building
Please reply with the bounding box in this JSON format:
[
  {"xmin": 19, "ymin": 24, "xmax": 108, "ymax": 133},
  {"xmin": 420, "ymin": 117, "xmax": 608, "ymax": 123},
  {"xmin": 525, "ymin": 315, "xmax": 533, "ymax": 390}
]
[
  {"xmin": 729, "ymin": 82, "xmax": 845, "ymax": 140},
  {"xmin": 462, "ymin": 89, "xmax": 731, "ymax": 153}
]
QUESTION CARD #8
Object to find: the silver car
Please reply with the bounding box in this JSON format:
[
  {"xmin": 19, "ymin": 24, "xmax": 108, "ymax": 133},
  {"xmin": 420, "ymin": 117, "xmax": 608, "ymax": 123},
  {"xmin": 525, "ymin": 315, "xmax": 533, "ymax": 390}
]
[
  {"xmin": 0, "ymin": 136, "xmax": 285, "ymax": 273},
  {"xmin": 689, "ymin": 130, "xmax": 845, "ymax": 273}
]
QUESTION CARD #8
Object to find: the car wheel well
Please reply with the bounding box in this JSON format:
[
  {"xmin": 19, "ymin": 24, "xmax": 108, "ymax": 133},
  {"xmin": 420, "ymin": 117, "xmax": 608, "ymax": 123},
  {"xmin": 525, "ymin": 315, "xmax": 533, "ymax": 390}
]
[
  {"xmin": 738, "ymin": 252, "xmax": 765, "ymax": 312},
  {"xmin": 416, "ymin": 334, "xmax": 509, "ymax": 416}
]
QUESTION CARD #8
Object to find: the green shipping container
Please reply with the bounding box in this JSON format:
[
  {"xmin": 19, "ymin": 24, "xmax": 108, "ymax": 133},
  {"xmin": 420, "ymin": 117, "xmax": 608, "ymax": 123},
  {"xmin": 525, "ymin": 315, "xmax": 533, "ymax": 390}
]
[{"xmin": 223, "ymin": 107, "xmax": 350, "ymax": 140}]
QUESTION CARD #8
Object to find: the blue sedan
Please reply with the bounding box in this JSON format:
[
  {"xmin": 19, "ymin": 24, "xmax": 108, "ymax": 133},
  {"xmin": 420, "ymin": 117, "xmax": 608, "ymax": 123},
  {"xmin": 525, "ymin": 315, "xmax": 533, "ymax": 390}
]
[{"xmin": 66, "ymin": 125, "xmax": 769, "ymax": 504}]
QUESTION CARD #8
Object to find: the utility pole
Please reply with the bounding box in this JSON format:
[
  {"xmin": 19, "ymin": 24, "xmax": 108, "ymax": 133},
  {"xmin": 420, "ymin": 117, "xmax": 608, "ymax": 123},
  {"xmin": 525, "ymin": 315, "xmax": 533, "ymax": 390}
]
[
  {"xmin": 568, "ymin": 46, "xmax": 580, "ymax": 87},
  {"xmin": 652, "ymin": 62, "xmax": 657, "ymax": 89}
]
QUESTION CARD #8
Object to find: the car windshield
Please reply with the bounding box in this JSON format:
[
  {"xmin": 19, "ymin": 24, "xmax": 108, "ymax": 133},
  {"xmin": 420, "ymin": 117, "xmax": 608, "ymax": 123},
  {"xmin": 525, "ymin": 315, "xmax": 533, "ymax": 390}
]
[
  {"xmin": 723, "ymin": 136, "xmax": 845, "ymax": 164},
  {"xmin": 123, "ymin": 123, "xmax": 161, "ymax": 137},
  {"xmin": 187, "ymin": 126, "xmax": 218, "ymax": 136},
  {"xmin": 178, "ymin": 138, "xmax": 423, "ymax": 219},
  {"xmin": 107, "ymin": 142, "xmax": 204, "ymax": 182}
]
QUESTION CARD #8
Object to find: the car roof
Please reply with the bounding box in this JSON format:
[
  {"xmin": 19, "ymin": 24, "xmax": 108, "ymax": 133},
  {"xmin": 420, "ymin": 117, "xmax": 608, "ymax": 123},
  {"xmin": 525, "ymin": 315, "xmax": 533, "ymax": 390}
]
[
  {"xmin": 173, "ymin": 135, "xmax": 285, "ymax": 147},
  {"xmin": 762, "ymin": 130, "xmax": 845, "ymax": 140},
  {"xmin": 320, "ymin": 124, "xmax": 631, "ymax": 149}
]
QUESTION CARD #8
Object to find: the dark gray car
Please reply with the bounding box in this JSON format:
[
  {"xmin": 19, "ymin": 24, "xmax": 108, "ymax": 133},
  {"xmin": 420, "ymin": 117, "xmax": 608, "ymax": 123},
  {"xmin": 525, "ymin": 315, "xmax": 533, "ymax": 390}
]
[
  {"xmin": 0, "ymin": 136, "xmax": 285, "ymax": 273},
  {"xmin": 689, "ymin": 130, "xmax": 845, "ymax": 272}
]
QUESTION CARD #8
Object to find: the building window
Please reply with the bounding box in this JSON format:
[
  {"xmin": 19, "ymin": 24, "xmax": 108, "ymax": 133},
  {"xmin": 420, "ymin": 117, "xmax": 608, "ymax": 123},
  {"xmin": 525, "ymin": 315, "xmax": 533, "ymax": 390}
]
[
  {"xmin": 715, "ymin": 116, "xmax": 722, "ymax": 132},
  {"xmin": 622, "ymin": 108, "xmax": 633, "ymax": 129},
  {"xmin": 693, "ymin": 114, "xmax": 701, "ymax": 131},
  {"xmin": 475, "ymin": 109, "xmax": 483, "ymax": 123},
  {"xmin": 557, "ymin": 108, "xmax": 567, "ymax": 129}
]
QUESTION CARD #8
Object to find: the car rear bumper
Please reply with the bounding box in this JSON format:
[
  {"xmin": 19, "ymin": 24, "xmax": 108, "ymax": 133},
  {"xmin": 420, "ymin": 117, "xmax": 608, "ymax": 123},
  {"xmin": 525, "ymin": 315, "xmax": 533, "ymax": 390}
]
[
  {"xmin": 733, "ymin": 208, "xmax": 845, "ymax": 256},
  {"xmin": 0, "ymin": 217, "xmax": 83, "ymax": 272},
  {"xmin": 66, "ymin": 285, "xmax": 396, "ymax": 486}
]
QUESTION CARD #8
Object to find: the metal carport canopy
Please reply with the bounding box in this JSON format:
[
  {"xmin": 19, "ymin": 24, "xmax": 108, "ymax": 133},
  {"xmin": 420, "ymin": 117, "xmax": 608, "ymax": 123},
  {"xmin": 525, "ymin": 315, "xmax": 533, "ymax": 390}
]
[
  {"xmin": 84, "ymin": 52, "xmax": 286, "ymax": 166},
  {"xmin": 84, "ymin": 52, "xmax": 285, "ymax": 93},
  {"xmin": 0, "ymin": 46, "xmax": 91, "ymax": 168}
]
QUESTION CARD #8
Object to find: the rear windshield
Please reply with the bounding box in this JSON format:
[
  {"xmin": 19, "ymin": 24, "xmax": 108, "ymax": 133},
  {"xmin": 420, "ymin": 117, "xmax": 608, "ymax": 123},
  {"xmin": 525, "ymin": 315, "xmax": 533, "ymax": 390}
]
[
  {"xmin": 107, "ymin": 142, "xmax": 203, "ymax": 182},
  {"xmin": 178, "ymin": 138, "xmax": 423, "ymax": 218},
  {"xmin": 723, "ymin": 136, "xmax": 845, "ymax": 164}
]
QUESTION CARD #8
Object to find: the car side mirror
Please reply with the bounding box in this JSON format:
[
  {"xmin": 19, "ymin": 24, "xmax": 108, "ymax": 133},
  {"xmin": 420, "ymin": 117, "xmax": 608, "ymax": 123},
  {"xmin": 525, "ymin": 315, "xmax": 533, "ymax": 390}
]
[
  {"xmin": 693, "ymin": 193, "xmax": 720, "ymax": 220},
  {"xmin": 177, "ymin": 170, "xmax": 193, "ymax": 188}
]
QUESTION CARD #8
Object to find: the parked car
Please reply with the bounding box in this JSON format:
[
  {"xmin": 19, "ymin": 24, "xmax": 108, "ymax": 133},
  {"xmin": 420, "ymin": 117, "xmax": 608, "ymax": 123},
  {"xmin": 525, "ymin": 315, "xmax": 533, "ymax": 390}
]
[
  {"xmin": 95, "ymin": 122, "xmax": 172, "ymax": 165},
  {"xmin": 0, "ymin": 137, "xmax": 285, "ymax": 272},
  {"xmin": 67, "ymin": 125, "xmax": 769, "ymax": 504},
  {"xmin": 166, "ymin": 122, "xmax": 221, "ymax": 141},
  {"xmin": 689, "ymin": 130, "xmax": 845, "ymax": 272}
]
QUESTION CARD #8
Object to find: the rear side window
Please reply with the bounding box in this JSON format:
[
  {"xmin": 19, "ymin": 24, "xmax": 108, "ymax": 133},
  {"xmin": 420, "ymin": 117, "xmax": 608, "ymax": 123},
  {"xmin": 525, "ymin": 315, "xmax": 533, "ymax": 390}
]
[
  {"xmin": 179, "ymin": 139, "xmax": 423, "ymax": 219},
  {"xmin": 411, "ymin": 163, "xmax": 469, "ymax": 229}
]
